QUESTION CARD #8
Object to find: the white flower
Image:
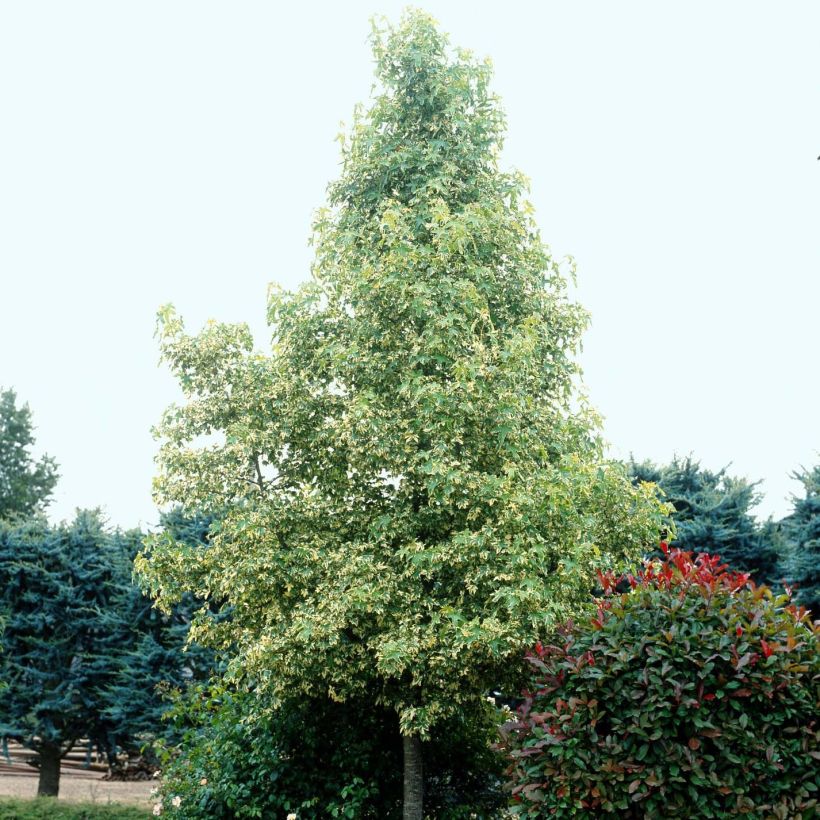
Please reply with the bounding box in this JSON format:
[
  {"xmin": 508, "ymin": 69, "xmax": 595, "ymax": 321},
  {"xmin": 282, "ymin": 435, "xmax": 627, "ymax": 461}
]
[
  {"xmin": 153, "ymin": 770, "xmax": 162, "ymax": 779},
  {"xmin": 287, "ymin": 814, "xmax": 298, "ymax": 820},
  {"xmin": 200, "ymin": 778, "xmax": 208, "ymax": 786},
  {"xmin": 152, "ymin": 804, "xmax": 162, "ymax": 817},
  {"xmin": 486, "ymin": 695, "xmax": 496, "ymax": 706},
  {"xmin": 172, "ymin": 796, "xmax": 182, "ymax": 808}
]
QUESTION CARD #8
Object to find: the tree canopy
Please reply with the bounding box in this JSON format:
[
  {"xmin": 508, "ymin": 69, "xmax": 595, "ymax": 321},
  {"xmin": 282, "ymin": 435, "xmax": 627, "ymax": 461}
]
[
  {"xmin": 137, "ymin": 11, "xmax": 665, "ymax": 815},
  {"xmin": 0, "ymin": 388, "xmax": 59, "ymax": 520}
]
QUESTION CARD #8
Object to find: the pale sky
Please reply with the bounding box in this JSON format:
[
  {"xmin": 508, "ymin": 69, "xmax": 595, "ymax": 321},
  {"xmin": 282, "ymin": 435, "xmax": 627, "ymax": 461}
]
[{"xmin": 1, "ymin": 1, "xmax": 818, "ymax": 529}]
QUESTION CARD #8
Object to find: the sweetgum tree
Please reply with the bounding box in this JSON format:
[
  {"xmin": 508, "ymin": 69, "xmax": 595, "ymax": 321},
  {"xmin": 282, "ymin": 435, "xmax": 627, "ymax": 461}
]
[
  {"xmin": 500, "ymin": 547, "xmax": 819, "ymax": 817},
  {"xmin": 137, "ymin": 12, "xmax": 664, "ymax": 817}
]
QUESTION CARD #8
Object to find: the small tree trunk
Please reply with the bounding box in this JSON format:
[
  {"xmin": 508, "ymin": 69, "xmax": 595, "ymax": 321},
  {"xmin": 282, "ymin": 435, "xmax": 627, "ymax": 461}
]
[
  {"xmin": 37, "ymin": 743, "xmax": 61, "ymax": 797},
  {"xmin": 402, "ymin": 733, "xmax": 423, "ymax": 820}
]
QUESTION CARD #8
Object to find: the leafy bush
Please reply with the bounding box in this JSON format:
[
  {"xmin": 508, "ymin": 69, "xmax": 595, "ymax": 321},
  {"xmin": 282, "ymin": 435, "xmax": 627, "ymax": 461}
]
[
  {"xmin": 0, "ymin": 799, "xmax": 148, "ymax": 819},
  {"xmin": 500, "ymin": 545, "xmax": 820, "ymax": 818},
  {"xmin": 154, "ymin": 681, "xmax": 505, "ymax": 819}
]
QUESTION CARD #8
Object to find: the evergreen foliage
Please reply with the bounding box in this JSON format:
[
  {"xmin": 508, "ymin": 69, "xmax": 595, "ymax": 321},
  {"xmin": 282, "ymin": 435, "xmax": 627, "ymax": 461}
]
[
  {"xmin": 0, "ymin": 512, "xmax": 130, "ymax": 796},
  {"xmin": 105, "ymin": 509, "xmax": 216, "ymax": 751},
  {"xmin": 0, "ymin": 511, "xmax": 209, "ymax": 795},
  {"xmin": 627, "ymin": 456, "xmax": 779, "ymax": 585},
  {"xmin": 781, "ymin": 464, "xmax": 820, "ymax": 616},
  {"xmin": 137, "ymin": 10, "xmax": 664, "ymax": 813},
  {"xmin": 0, "ymin": 388, "xmax": 59, "ymax": 520}
]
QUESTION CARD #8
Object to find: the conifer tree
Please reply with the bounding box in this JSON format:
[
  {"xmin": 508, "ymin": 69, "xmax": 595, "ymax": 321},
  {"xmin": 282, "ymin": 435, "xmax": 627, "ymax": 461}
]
[
  {"xmin": 0, "ymin": 512, "xmax": 128, "ymax": 796},
  {"xmin": 138, "ymin": 12, "xmax": 664, "ymax": 816},
  {"xmin": 105, "ymin": 509, "xmax": 216, "ymax": 749},
  {"xmin": 781, "ymin": 464, "xmax": 820, "ymax": 615},
  {"xmin": 627, "ymin": 456, "xmax": 779, "ymax": 585}
]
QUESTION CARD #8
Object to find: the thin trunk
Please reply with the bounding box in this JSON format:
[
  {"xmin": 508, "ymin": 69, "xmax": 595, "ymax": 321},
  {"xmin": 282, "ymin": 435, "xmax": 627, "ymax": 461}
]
[
  {"xmin": 402, "ymin": 733, "xmax": 424, "ymax": 820},
  {"xmin": 37, "ymin": 743, "xmax": 61, "ymax": 797}
]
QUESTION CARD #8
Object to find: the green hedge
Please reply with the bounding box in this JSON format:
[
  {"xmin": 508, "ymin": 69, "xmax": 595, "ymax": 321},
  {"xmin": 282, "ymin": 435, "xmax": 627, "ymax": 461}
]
[{"xmin": 0, "ymin": 799, "xmax": 149, "ymax": 820}]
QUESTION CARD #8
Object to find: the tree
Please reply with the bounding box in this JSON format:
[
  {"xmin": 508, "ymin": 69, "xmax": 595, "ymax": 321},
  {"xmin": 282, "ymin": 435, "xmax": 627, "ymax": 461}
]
[
  {"xmin": 0, "ymin": 388, "xmax": 59, "ymax": 519},
  {"xmin": 137, "ymin": 11, "xmax": 665, "ymax": 817},
  {"xmin": 627, "ymin": 456, "xmax": 779, "ymax": 585},
  {"xmin": 104, "ymin": 509, "xmax": 217, "ymax": 752},
  {"xmin": 0, "ymin": 512, "xmax": 129, "ymax": 796},
  {"xmin": 0, "ymin": 511, "xmax": 212, "ymax": 797},
  {"xmin": 781, "ymin": 464, "xmax": 820, "ymax": 615}
]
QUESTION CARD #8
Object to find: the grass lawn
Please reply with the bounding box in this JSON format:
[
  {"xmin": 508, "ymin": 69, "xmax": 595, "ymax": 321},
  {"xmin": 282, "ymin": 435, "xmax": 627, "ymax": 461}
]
[{"xmin": 0, "ymin": 798, "xmax": 150, "ymax": 819}]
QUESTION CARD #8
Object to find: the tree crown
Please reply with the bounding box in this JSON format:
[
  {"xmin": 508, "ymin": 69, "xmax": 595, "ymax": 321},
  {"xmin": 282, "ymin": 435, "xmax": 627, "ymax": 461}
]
[
  {"xmin": 0, "ymin": 388, "xmax": 59, "ymax": 520},
  {"xmin": 139, "ymin": 10, "xmax": 665, "ymax": 736}
]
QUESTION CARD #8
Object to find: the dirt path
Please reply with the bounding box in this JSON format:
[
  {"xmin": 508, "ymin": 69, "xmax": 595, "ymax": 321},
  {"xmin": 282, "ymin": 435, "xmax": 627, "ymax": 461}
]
[
  {"xmin": 0, "ymin": 775, "xmax": 154, "ymax": 806},
  {"xmin": 0, "ymin": 743, "xmax": 154, "ymax": 806}
]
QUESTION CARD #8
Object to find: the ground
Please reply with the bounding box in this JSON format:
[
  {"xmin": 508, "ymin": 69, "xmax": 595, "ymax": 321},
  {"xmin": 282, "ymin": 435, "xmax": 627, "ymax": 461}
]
[{"xmin": 0, "ymin": 743, "xmax": 153, "ymax": 807}]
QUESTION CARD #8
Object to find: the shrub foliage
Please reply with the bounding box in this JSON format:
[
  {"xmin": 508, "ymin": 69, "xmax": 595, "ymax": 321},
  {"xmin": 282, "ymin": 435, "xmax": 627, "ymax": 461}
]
[
  {"xmin": 153, "ymin": 682, "xmax": 504, "ymax": 819},
  {"xmin": 500, "ymin": 546, "xmax": 819, "ymax": 818}
]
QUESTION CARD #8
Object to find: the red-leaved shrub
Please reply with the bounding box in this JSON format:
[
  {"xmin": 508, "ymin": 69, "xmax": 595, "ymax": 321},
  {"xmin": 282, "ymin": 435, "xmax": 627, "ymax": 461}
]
[{"xmin": 499, "ymin": 546, "xmax": 819, "ymax": 818}]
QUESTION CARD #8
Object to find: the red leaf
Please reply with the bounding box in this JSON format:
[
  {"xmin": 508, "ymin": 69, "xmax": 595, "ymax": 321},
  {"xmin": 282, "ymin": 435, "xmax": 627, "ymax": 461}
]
[{"xmin": 688, "ymin": 737, "xmax": 701, "ymax": 751}]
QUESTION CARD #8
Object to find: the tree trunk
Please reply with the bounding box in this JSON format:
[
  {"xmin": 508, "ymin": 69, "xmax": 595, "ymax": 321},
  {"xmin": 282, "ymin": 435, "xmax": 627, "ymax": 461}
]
[
  {"xmin": 37, "ymin": 743, "xmax": 61, "ymax": 797},
  {"xmin": 402, "ymin": 733, "xmax": 424, "ymax": 820}
]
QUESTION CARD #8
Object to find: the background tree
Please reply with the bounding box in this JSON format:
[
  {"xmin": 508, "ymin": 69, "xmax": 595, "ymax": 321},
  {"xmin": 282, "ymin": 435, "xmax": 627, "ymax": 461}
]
[
  {"xmin": 104, "ymin": 508, "xmax": 217, "ymax": 753},
  {"xmin": 0, "ymin": 512, "xmax": 128, "ymax": 796},
  {"xmin": 780, "ymin": 464, "xmax": 820, "ymax": 615},
  {"xmin": 138, "ymin": 11, "xmax": 664, "ymax": 817},
  {"xmin": 0, "ymin": 510, "xmax": 204, "ymax": 796},
  {"xmin": 0, "ymin": 388, "xmax": 59, "ymax": 519},
  {"xmin": 627, "ymin": 455, "xmax": 779, "ymax": 585}
]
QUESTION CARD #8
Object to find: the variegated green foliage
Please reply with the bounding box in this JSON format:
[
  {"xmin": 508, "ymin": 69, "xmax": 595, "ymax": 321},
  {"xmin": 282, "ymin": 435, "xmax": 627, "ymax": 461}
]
[{"xmin": 137, "ymin": 11, "xmax": 665, "ymax": 737}]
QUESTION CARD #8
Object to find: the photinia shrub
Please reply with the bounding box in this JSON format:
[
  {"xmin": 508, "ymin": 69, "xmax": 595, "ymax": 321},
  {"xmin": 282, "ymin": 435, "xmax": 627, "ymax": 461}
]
[{"xmin": 499, "ymin": 545, "xmax": 820, "ymax": 818}]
